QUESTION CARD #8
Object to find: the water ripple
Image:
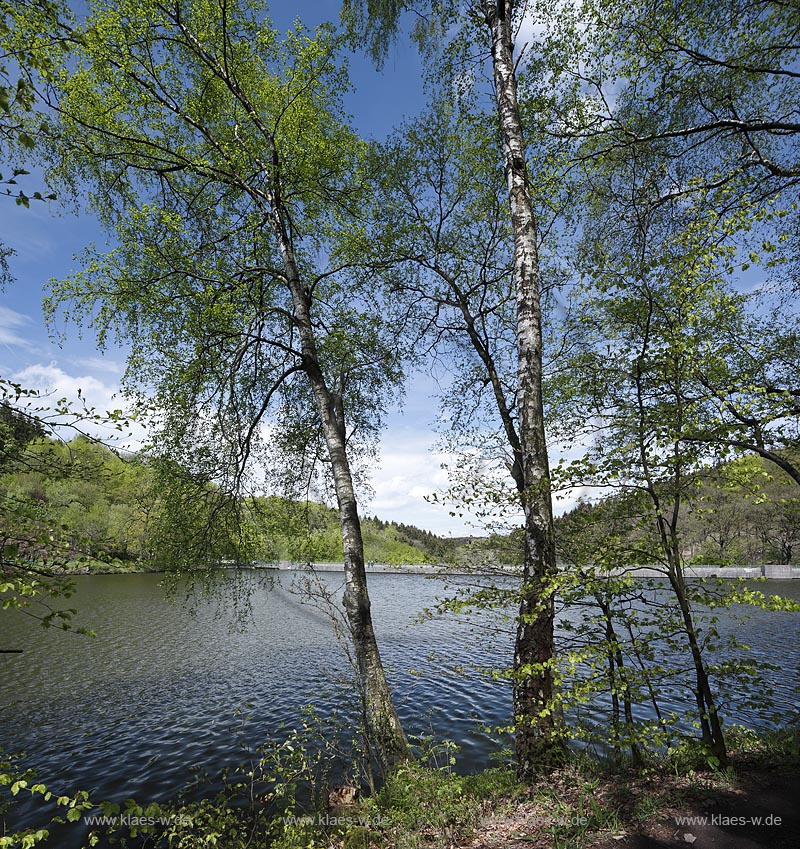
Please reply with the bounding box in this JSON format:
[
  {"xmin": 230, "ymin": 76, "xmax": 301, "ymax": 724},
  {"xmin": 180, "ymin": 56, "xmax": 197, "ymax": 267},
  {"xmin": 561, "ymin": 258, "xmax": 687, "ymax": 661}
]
[{"xmin": 1, "ymin": 572, "xmax": 798, "ymax": 844}]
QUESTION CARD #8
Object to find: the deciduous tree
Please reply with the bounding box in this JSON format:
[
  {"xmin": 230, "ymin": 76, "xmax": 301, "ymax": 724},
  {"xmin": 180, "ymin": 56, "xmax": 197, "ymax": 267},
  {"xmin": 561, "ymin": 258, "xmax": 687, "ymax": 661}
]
[
  {"xmin": 345, "ymin": 0, "xmax": 575, "ymax": 776},
  {"xmin": 37, "ymin": 0, "xmax": 409, "ymax": 771}
]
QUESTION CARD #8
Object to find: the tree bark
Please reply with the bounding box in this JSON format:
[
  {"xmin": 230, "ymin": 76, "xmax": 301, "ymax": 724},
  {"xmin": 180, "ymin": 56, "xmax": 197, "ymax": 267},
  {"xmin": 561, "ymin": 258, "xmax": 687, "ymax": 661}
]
[
  {"xmin": 665, "ymin": 545, "xmax": 728, "ymax": 767},
  {"xmin": 596, "ymin": 592, "xmax": 642, "ymax": 767},
  {"xmin": 309, "ymin": 359, "xmax": 411, "ymax": 774},
  {"xmin": 488, "ymin": 1, "xmax": 565, "ymax": 778},
  {"xmin": 269, "ymin": 201, "xmax": 409, "ymax": 774}
]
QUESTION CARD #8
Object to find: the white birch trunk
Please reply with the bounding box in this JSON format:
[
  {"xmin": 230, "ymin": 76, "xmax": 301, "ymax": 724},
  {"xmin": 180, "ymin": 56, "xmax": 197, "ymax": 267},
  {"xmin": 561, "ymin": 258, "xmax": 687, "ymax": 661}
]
[
  {"xmin": 269, "ymin": 202, "xmax": 409, "ymax": 773},
  {"xmin": 488, "ymin": 0, "xmax": 564, "ymax": 778}
]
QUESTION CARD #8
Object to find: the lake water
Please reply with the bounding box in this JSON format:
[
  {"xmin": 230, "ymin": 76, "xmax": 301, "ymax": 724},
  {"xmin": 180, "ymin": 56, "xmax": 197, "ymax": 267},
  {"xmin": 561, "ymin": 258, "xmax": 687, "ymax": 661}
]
[{"xmin": 2, "ymin": 571, "xmax": 799, "ymax": 840}]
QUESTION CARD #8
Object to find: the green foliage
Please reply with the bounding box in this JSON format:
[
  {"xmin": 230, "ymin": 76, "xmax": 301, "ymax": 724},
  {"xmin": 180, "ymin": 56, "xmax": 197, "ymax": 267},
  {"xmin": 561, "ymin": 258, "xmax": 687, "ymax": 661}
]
[
  {"xmin": 2, "ymin": 0, "xmax": 799, "ymax": 815},
  {"xmin": 723, "ymin": 723, "xmax": 800, "ymax": 766},
  {"xmin": 0, "ymin": 381, "xmax": 137, "ymax": 632},
  {"xmin": 41, "ymin": 0, "xmax": 405, "ymax": 494},
  {"xmin": 362, "ymin": 760, "xmax": 517, "ymax": 847},
  {"xmin": 65, "ymin": 720, "xmax": 518, "ymax": 849},
  {"xmin": 0, "ymin": 753, "xmax": 93, "ymax": 849},
  {"xmin": 0, "ymin": 0, "xmax": 66, "ymax": 209},
  {"xmin": 2, "ymin": 435, "xmax": 150, "ymax": 565},
  {"xmin": 1, "ymin": 435, "xmax": 444, "ymax": 572},
  {"xmin": 6, "ymin": 699, "xmax": 510, "ymax": 849},
  {"xmin": 556, "ymin": 453, "xmax": 800, "ymax": 566},
  {"xmin": 0, "ymin": 401, "xmax": 45, "ymax": 466},
  {"xmin": 34, "ymin": 21, "xmax": 418, "ymax": 754},
  {"xmin": 238, "ymin": 500, "xmax": 446, "ymax": 566}
]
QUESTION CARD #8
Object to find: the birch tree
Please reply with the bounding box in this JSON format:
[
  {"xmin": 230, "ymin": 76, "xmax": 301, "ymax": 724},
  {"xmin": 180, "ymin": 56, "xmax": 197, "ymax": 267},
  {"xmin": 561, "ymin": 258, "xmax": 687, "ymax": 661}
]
[
  {"xmin": 577, "ymin": 0, "xmax": 800, "ymax": 188},
  {"xmin": 345, "ymin": 0, "xmax": 573, "ymax": 775},
  {"xmin": 570, "ymin": 0, "xmax": 800, "ymax": 483},
  {"xmin": 38, "ymin": 0, "xmax": 409, "ymax": 771}
]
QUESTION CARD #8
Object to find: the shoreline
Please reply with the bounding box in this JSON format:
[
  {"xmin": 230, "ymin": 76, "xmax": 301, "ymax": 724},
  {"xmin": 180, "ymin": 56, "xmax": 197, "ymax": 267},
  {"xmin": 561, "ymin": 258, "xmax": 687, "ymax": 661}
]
[
  {"xmin": 68, "ymin": 562, "xmax": 800, "ymax": 578},
  {"xmin": 253, "ymin": 561, "xmax": 800, "ymax": 579}
]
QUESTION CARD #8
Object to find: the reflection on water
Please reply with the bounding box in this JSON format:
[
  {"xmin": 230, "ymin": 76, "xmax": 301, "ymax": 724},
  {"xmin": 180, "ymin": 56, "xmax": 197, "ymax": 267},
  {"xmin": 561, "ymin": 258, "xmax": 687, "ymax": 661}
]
[
  {"xmin": 0, "ymin": 572, "xmax": 512, "ymax": 819},
  {"xmin": 1, "ymin": 571, "xmax": 799, "ymax": 834}
]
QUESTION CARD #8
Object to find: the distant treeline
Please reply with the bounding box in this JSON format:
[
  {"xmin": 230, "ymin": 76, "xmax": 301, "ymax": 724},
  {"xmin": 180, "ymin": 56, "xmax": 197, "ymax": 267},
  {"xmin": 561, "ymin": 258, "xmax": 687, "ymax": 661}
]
[
  {"xmin": 2, "ymin": 402, "xmax": 795, "ymax": 571},
  {"xmin": 555, "ymin": 455, "xmax": 799, "ymax": 567},
  {"xmin": 0, "ymin": 403, "xmax": 460, "ymax": 569}
]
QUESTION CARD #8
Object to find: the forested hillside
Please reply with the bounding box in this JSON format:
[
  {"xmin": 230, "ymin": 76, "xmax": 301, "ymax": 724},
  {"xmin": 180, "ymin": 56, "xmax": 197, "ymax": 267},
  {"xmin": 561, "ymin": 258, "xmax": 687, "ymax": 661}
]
[
  {"xmin": 4, "ymin": 401, "xmax": 795, "ymax": 571},
  {"xmin": 1, "ymin": 405, "xmax": 455, "ymax": 569},
  {"xmin": 555, "ymin": 455, "xmax": 800, "ymax": 567}
]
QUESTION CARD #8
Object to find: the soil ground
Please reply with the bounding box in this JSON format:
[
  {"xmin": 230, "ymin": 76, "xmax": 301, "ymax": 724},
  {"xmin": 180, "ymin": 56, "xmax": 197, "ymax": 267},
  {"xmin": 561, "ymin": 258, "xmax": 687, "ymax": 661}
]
[{"xmin": 458, "ymin": 762, "xmax": 800, "ymax": 849}]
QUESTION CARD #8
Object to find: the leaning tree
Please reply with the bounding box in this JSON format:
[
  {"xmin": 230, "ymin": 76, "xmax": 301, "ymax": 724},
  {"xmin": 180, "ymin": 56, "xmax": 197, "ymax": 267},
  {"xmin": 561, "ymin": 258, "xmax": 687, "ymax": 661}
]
[{"xmin": 35, "ymin": 0, "xmax": 409, "ymax": 771}]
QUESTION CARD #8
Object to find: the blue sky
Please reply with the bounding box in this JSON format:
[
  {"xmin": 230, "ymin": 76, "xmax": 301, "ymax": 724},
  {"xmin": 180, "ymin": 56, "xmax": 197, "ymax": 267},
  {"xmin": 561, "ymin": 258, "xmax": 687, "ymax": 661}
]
[{"xmin": 0, "ymin": 1, "xmax": 570, "ymax": 536}]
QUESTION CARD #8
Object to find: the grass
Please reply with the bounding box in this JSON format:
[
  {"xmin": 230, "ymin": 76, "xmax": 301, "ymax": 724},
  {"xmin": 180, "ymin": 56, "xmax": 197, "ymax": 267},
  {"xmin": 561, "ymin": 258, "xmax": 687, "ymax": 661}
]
[
  {"xmin": 5, "ymin": 724, "xmax": 798, "ymax": 849},
  {"xmin": 358, "ymin": 762, "xmax": 521, "ymax": 848}
]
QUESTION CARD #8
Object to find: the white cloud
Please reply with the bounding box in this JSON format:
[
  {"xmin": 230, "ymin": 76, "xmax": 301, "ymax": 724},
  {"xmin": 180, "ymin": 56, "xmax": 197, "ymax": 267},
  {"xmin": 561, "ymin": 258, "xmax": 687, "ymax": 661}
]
[
  {"xmin": 76, "ymin": 355, "xmax": 127, "ymax": 374},
  {"xmin": 366, "ymin": 402, "xmax": 600, "ymax": 534},
  {"xmin": 366, "ymin": 432, "xmax": 475, "ymax": 535},
  {"xmin": 14, "ymin": 360, "xmax": 117, "ymax": 406},
  {"xmin": 0, "ymin": 306, "xmax": 34, "ymax": 349},
  {"xmin": 515, "ymin": 10, "xmax": 547, "ymax": 51},
  {"xmin": 10, "ymin": 360, "xmax": 144, "ymax": 449}
]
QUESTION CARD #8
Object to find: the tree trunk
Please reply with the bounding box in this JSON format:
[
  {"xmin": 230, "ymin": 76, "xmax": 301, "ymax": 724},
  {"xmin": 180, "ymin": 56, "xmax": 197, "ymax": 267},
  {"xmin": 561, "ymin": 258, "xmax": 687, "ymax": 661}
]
[
  {"xmin": 596, "ymin": 592, "xmax": 642, "ymax": 767},
  {"xmin": 488, "ymin": 1, "xmax": 565, "ymax": 778},
  {"xmin": 309, "ymin": 362, "xmax": 411, "ymax": 774},
  {"xmin": 666, "ymin": 553, "xmax": 728, "ymax": 767},
  {"xmin": 270, "ymin": 206, "xmax": 409, "ymax": 773}
]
